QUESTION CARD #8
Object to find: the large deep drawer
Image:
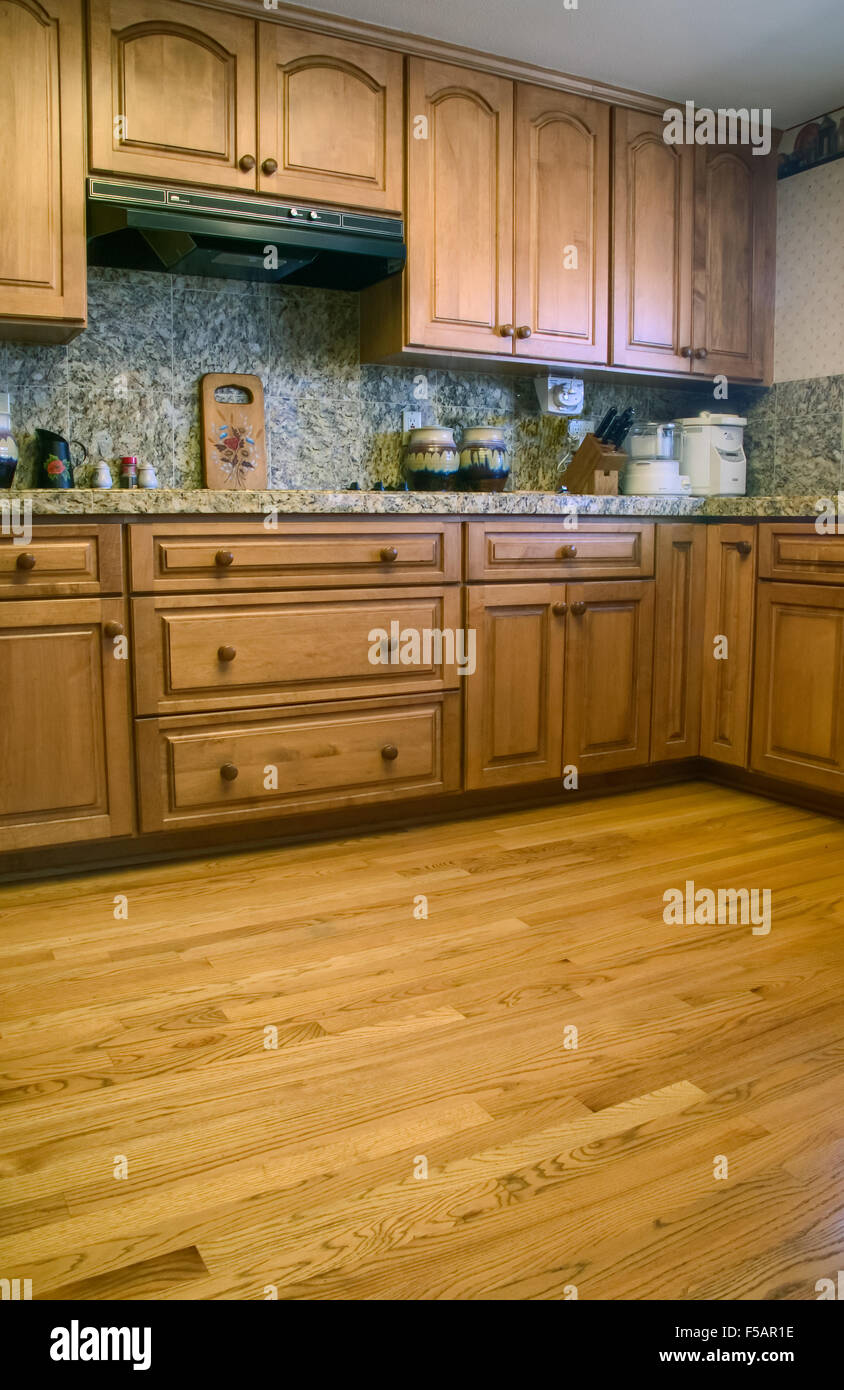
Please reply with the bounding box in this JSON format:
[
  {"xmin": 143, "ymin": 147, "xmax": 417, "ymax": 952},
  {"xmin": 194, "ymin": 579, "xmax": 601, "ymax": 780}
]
[
  {"xmin": 135, "ymin": 693, "xmax": 462, "ymax": 832},
  {"xmin": 0, "ymin": 525, "xmax": 123, "ymax": 598},
  {"xmin": 466, "ymin": 520, "xmax": 654, "ymax": 581},
  {"xmin": 129, "ymin": 518, "xmax": 462, "ymax": 592},
  {"xmin": 132, "ymin": 587, "xmax": 462, "ymax": 714},
  {"xmin": 758, "ymin": 522, "xmax": 844, "ymax": 584}
]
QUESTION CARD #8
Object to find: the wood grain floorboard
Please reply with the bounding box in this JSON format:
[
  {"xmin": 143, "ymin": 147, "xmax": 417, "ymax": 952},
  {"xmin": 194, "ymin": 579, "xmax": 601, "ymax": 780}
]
[{"xmin": 0, "ymin": 783, "xmax": 841, "ymax": 1300}]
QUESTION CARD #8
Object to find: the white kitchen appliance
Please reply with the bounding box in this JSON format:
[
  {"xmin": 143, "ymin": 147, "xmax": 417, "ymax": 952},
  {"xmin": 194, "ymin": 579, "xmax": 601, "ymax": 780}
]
[
  {"xmin": 621, "ymin": 458, "xmax": 692, "ymax": 496},
  {"xmin": 675, "ymin": 412, "xmax": 747, "ymax": 496}
]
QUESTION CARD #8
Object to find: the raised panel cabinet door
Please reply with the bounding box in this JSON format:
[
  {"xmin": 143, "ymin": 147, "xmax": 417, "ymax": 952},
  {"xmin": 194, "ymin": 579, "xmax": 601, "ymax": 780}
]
[
  {"xmin": 406, "ymin": 58, "xmax": 514, "ymax": 353},
  {"xmin": 87, "ymin": 0, "xmax": 258, "ymax": 190},
  {"xmin": 691, "ymin": 142, "xmax": 776, "ymax": 384},
  {"xmin": 465, "ymin": 584, "xmax": 565, "ymax": 789},
  {"xmin": 514, "ymin": 85, "xmax": 609, "ymax": 363},
  {"xmin": 257, "ymin": 24, "xmax": 403, "ymax": 211},
  {"xmin": 651, "ymin": 524, "xmax": 706, "ymax": 761},
  {"xmin": 751, "ymin": 583, "xmax": 844, "ymax": 793},
  {"xmin": 0, "ymin": 0, "xmax": 85, "ymax": 336},
  {"xmin": 611, "ymin": 107, "xmax": 694, "ymax": 372},
  {"xmin": 0, "ymin": 598, "xmax": 133, "ymax": 849},
  {"xmin": 564, "ymin": 580, "xmax": 655, "ymax": 773},
  {"xmin": 699, "ymin": 525, "xmax": 756, "ymax": 766}
]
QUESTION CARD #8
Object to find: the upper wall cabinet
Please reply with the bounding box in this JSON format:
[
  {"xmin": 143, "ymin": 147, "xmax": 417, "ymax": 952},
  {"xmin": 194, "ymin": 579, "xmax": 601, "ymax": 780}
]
[
  {"xmin": 405, "ymin": 58, "xmax": 515, "ymax": 355},
  {"xmin": 0, "ymin": 0, "xmax": 86, "ymax": 342},
  {"xmin": 612, "ymin": 108, "xmax": 694, "ymax": 375},
  {"xmin": 514, "ymin": 86, "xmax": 610, "ymax": 364},
  {"xmin": 613, "ymin": 107, "xmax": 775, "ymax": 383},
  {"xmin": 88, "ymin": 0, "xmax": 258, "ymax": 191},
  {"xmin": 257, "ymin": 25, "xmax": 403, "ymax": 212}
]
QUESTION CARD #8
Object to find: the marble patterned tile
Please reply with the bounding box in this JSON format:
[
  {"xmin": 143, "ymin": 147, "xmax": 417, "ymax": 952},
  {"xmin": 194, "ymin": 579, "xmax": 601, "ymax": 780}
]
[
  {"xmin": 5, "ymin": 364, "xmax": 71, "ymax": 489},
  {"xmin": 172, "ymin": 285, "xmax": 269, "ymax": 385},
  {"xmin": 68, "ymin": 268, "xmax": 172, "ymax": 383},
  {"xmin": 435, "ymin": 370, "xmax": 515, "ymax": 420},
  {"xmin": 267, "ymin": 285, "xmax": 359, "ymax": 399},
  {"xmin": 743, "ymin": 414, "xmax": 776, "ymax": 494},
  {"xmin": 267, "ymin": 391, "xmax": 362, "ymax": 490},
  {"xmin": 774, "ymin": 412, "xmax": 843, "ymax": 494},
  {"xmin": 775, "ymin": 374, "xmax": 844, "ymax": 418},
  {"xmin": 69, "ymin": 384, "xmax": 176, "ymax": 488}
]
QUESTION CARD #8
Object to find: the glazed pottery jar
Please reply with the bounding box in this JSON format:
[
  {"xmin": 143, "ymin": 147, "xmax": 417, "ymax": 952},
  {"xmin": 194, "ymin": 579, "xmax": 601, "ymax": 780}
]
[
  {"xmin": 402, "ymin": 427, "xmax": 459, "ymax": 490},
  {"xmin": 457, "ymin": 426, "xmax": 510, "ymax": 492}
]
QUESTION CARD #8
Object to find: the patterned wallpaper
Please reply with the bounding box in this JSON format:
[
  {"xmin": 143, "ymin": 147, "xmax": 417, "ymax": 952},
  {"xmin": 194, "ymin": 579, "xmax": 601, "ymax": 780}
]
[{"xmin": 775, "ymin": 157, "xmax": 844, "ymax": 384}]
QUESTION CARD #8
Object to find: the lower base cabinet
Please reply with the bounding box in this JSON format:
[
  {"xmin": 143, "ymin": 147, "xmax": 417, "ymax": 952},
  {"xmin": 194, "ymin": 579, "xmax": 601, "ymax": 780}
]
[
  {"xmin": 700, "ymin": 524, "xmax": 756, "ymax": 766},
  {"xmin": 751, "ymin": 582, "xmax": 844, "ymax": 793},
  {"xmin": 564, "ymin": 580, "xmax": 655, "ymax": 774},
  {"xmin": 0, "ymin": 598, "xmax": 133, "ymax": 848}
]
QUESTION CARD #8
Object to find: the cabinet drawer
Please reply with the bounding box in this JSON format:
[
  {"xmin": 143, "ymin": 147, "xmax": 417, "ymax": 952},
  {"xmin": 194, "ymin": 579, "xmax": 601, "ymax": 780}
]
[
  {"xmin": 466, "ymin": 520, "xmax": 654, "ymax": 581},
  {"xmin": 136, "ymin": 693, "xmax": 462, "ymax": 832},
  {"xmin": 129, "ymin": 519, "xmax": 461, "ymax": 592},
  {"xmin": 0, "ymin": 525, "xmax": 123, "ymax": 597},
  {"xmin": 758, "ymin": 523, "xmax": 844, "ymax": 584},
  {"xmin": 132, "ymin": 587, "xmax": 462, "ymax": 714}
]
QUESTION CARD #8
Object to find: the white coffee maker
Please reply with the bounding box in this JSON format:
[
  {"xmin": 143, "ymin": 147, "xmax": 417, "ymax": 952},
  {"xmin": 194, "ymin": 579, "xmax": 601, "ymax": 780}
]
[{"xmin": 675, "ymin": 412, "xmax": 747, "ymax": 496}]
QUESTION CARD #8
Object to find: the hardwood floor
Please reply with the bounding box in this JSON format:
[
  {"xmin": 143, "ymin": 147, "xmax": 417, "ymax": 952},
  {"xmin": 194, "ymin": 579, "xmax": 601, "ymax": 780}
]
[{"xmin": 0, "ymin": 782, "xmax": 842, "ymax": 1301}]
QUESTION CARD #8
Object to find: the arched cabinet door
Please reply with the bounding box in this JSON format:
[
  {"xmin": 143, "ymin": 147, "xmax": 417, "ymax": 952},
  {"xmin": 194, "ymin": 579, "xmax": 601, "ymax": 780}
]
[
  {"xmin": 0, "ymin": 0, "xmax": 85, "ymax": 337},
  {"xmin": 691, "ymin": 143, "xmax": 775, "ymax": 383},
  {"xmin": 87, "ymin": 0, "xmax": 257, "ymax": 190},
  {"xmin": 258, "ymin": 25, "xmax": 403, "ymax": 212},
  {"xmin": 612, "ymin": 107, "xmax": 694, "ymax": 372},
  {"xmin": 406, "ymin": 58, "xmax": 514, "ymax": 354},
  {"xmin": 514, "ymin": 85, "xmax": 610, "ymax": 364}
]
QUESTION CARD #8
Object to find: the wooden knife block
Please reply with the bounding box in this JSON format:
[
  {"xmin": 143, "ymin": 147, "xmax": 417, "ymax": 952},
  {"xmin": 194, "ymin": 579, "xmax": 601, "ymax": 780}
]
[{"xmin": 562, "ymin": 433, "xmax": 625, "ymax": 495}]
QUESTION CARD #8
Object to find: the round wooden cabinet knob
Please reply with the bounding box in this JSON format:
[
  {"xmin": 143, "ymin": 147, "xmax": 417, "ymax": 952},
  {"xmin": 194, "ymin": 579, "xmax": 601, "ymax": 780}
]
[
  {"xmin": 516, "ymin": 325, "xmax": 532, "ymax": 339},
  {"xmin": 16, "ymin": 552, "xmax": 36, "ymax": 570},
  {"xmin": 218, "ymin": 644, "xmax": 237, "ymax": 662},
  {"xmin": 694, "ymin": 347, "xmax": 708, "ymax": 360},
  {"xmin": 559, "ymin": 544, "xmax": 577, "ymax": 559},
  {"xmin": 220, "ymin": 763, "xmax": 239, "ymax": 782},
  {"xmin": 104, "ymin": 621, "xmax": 124, "ymax": 639},
  {"xmin": 570, "ymin": 600, "xmax": 587, "ymax": 617},
  {"xmin": 680, "ymin": 346, "xmax": 693, "ymax": 358},
  {"xmin": 381, "ymin": 744, "xmax": 399, "ymax": 761},
  {"xmin": 214, "ymin": 550, "xmax": 234, "ymax": 567},
  {"xmin": 380, "ymin": 546, "xmax": 398, "ymax": 562},
  {"xmin": 262, "ymin": 157, "xmax": 279, "ymax": 175},
  {"xmin": 499, "ymin": 324, "xmax": 515, "ymax": 338},
  {"xmin": 736, "ymin": 540, "xmax": 752, "ymax": 556},
  {"xmin": 238, "ymin": 154, "xmax": 256, "ymax": 171},
  {"xmin": 552, "ymin": 602, "xmax": 568, "ymax": 616}
]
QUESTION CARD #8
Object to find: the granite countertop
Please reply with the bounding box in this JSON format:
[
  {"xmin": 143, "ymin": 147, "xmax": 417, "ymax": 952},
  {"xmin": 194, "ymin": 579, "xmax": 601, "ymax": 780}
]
[{"xmin": 3, "ymin": 489, "xmax": 829, "ymax": 519}]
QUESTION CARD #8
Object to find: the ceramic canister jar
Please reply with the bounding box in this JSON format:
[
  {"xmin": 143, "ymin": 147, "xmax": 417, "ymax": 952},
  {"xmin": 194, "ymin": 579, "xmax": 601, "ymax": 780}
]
[
  {"xmin": 457, "ymin": 425, "xmax": 510, "ymax": 492},
  {"xmin": 402, "ymin": 426, "xmax": 459, "ymax": 490}
]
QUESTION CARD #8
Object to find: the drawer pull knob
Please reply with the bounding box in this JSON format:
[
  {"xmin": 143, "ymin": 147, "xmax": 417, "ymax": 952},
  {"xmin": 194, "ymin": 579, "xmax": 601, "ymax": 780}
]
[
  {"xmin": 220, "ymin": 763, "xmax": 239, "ymax": 781},
  {"xmin": 570, "ymin": 601, "xmax": 587, "ymax": 617},
  {"xmin": 16, "ymin": 552, "xmax": 36, "ymax": 570},
  {"xmin": 680, "ymin": 346, "xmax": 693, "ymax": 358},
  {"xmin": 559, "ymin": 544, "xmax": 577, "ymax": 559},
  {"xmin": 218, "ymin": 644, "xmax": 237, "ymax": 662},
  {"xmin": 736, "ymin": 540, "xmax": 752, "ymax": 557},
  {"xmin": 552, "ymin": 601, "xmax": 568, "ymax": 616},
  {"xmin": 380, "ymin": 546, "xmax": 398, "ymax": 562},
  {"xmin": 104, "ymin": 621, "xmax": 124, "ymax": 638},
  {"xmin": 516, "ymin": 325, "xmax": 532, "ymax": 339},
  {"xmin": 214, "ymin": 550, "xmax": 234, "ymax": 567},
  {"xmin": 238, "ymin": 153, "xmax": 256, "ymax": 171},
  {"xmin": 499, "ymin": 324, "xmax": 515, "ymax": 338},
  {"xmin": 694, "ymin": 347, "xmax": 708, "ymax": 360},
  {"xmin": 262, "ymin": 157, "xmax": 279, "ymax": 176},
  {"xmin": 381, "ymin": 744, "xmax": 399, "ymax": 761}
]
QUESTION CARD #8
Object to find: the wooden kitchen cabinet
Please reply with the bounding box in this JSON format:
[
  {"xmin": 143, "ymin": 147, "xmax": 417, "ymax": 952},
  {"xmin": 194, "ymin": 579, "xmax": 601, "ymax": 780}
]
[
  {"xmin": 0, "ymin": 598, "xmax": 133, "ymax": 849},
  {"xmin": 0, "ymin": 0, "xmax": 86, "ymax": 342},
  {"xmin": 564, "ymin": 580, "xmax": 655, "ymax": 773},
  {"xmin": 699, "ymin": 524, "xmax": 756, "ymax": 766},
  {"xmin": 257, "ymin": 24, "xmax": 403, "ymax": 212},
  {"xmin": 513, "ymin": 85, "xmax": 610, "ymax": 364},
  {"xmin": 87, "ymin": 0, "xmax": 258, "ymax": 191},
  {"xmin": 751, "ymin": 582, "xmax": 844, "ymax": 794},
  {"xmin": 651, "ymin": 524, "xmax": 706, "ymax": 761},
  {"xmin": 403, "ymin": 58, "xmax": 514, "ymax": 354},
  {"xmin": 465, "ymin": 584, "xmax": 565, "ymax": 789}
]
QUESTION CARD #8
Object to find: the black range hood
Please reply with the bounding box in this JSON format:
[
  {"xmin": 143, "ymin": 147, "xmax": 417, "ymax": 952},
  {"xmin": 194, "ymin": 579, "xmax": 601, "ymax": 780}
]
[{"xmin": 86, "ymin": 179, "xmax": 406, "ymax": 291}]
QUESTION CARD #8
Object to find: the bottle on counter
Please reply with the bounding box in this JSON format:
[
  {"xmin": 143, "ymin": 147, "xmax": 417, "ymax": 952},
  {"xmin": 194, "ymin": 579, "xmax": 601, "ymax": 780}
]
[
  {"xmin": 0, "ymin": 393, "xmax": 19, "ymax": 488},
  {"xmin": 119, "ymin": 455, "xmax": 138, "ymax": 488},
  {"xmin": 137, "ymin": 461, "xmax": 158, "ymax": 488}
]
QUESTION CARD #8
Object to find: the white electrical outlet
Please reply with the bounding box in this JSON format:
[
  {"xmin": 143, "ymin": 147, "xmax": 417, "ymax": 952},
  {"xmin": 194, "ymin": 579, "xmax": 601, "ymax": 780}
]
[{"xmin": 402, "ymin": 408, "xmax": 422, "ymax": 436}]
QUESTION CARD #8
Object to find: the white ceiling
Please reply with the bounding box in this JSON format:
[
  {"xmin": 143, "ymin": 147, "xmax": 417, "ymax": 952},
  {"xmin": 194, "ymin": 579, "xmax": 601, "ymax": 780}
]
[{"xmin": 313, "ymin": 0, "xmax": 844, "ymax": 128}]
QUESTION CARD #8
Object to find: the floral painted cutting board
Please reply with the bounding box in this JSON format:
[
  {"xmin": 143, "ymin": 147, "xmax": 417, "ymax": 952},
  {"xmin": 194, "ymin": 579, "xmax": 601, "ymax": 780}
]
[{"xmin": 200, "ymin": 374, "xmax": 267, "ymax": 490}]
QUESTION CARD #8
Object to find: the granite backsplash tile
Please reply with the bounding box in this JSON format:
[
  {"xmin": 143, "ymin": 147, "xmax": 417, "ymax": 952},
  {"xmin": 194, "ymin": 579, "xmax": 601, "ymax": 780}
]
[{"xmin": 2, "ymin": 266, "xmax": 841, "ymax": 494}]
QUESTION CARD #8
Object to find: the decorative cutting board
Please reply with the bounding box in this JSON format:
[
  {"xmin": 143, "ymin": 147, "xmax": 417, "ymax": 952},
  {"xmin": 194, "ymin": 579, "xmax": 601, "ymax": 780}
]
[{"xmin": 200, "ymin": 373, "xmax": 267, "ymax": 490}]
